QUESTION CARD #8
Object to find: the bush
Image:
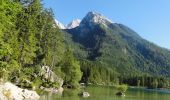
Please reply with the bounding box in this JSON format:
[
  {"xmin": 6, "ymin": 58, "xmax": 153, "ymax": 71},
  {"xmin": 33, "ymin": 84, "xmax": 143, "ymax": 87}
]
[
  {"xmin": 32, "ymin": 77, "xmax": 43, "ymax": 89},
  {"xmin": 52, "ymin": 82, "xmax": 60, "ymax": 89},
  {"xmin": 41, "ymin": 81, "xmax": 60, "ymax": 89},
  {"xmin": 116, "ymin": 84, "xmax": 128, "ymax": 93}
]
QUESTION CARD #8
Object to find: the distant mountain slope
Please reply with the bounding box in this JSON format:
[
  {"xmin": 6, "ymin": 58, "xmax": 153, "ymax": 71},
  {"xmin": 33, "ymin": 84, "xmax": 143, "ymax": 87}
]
[{"xmin": 63, "ymin": 12, "xmax": 170, "ymax": 77}]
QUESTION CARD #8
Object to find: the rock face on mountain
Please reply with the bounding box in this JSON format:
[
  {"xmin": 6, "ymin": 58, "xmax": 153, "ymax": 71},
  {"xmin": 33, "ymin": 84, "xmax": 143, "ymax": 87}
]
[
  {"xmin": 55, "ymin": 19, "xmax": 81, "ymax": 29},
  {"xmin": 0, "ymin": 82, "xmax": 39, "ymax": 100},
  {"xmin": 63, "ymin": 11, "xmax": 170, "ymax": 77},
  {"xmin": 67, "ymin": 19, "xmax": 81, "ymax": 29},
  {"xmin": 80, "ymin": 12, "xmax": 113, "ymax": 28},
  {"xmin": 55, "ymin": 19, "xmax": 66, "ymax": 29}
]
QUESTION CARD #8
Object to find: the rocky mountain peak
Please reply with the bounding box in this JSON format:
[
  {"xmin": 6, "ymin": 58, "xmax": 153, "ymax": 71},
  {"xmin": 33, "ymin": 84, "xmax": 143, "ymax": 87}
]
[
  {"xmin": 80, "ymin": 11, "xmax": 113, "ymax": 27},
  {"xmin": 67, "ymin": 19, "xmax": 81, "ymax": 29}
]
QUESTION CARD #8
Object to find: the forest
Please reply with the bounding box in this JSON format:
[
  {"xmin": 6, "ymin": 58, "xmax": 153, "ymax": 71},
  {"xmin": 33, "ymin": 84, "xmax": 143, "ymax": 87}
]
[{"xmin": 0, "ymin": 0, "xmax": 81, "ymax": 89}]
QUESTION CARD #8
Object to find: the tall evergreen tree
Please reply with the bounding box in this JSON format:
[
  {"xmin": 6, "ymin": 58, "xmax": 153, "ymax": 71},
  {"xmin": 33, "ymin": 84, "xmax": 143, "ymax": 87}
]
[
  {"xmin": 61, "ymin": 48, "xmax": 82, "ymax": 88},
  {"xmin": 0, "ymin": 0, "xmax": 21, "ymax": 80},
  {"xmin": 15, "ymin": 0, "xmax": 38, "ymax": 66}
]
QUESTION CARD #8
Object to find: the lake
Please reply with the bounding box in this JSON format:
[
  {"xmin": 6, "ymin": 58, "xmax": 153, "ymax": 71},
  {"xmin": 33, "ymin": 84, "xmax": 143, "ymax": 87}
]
[{"xmin": 40, "ymin": 86, "xmax": 170, "ymax": 100}]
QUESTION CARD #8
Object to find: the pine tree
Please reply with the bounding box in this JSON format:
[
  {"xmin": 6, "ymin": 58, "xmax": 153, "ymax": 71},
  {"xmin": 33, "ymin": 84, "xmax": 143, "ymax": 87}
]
[
  {"xmin": 0, "ymin": 0, "xmax": 21, "ymax": 80},
  {"xmin": 16, "ymin": 0, "xmax": 42, "ymax": 67},
  {"xmin": 61, "ymin": 48, "xmax": 82, "ymax": 88}
]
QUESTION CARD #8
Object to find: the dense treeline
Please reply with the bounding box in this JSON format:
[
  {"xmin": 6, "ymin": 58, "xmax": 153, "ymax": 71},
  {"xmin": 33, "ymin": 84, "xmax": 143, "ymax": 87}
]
[
  {"xmin": 79, "ymin": 59, "xmax": 170, "ymax": 89},
  {"xmin": 79, "ymin": 58, "xmax": 170, "ymax": 89},
  {"xmin": 121, "ymin": 75, "xmax": 170, "ymax": 89},
  {"xmin": 80, "ymin": 60, "xmax": 119, "ymax": 85},
  {"xmin": 0, "ymin": 0, "xmax": 81, "ymax": 89},
  {"xmin": 80, "ymin": 61, "xmax": 170, "ymax": 89}
]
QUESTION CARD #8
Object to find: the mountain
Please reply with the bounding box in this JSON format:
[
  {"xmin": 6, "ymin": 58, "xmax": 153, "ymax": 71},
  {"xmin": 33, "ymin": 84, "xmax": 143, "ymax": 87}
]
[
  {"xmin": 55, "ymin": 19, "xmax": 81, "ymax": 29},
  {"xmin": 67, "ymin": 19, "xmax": 81, "ymax": 29},
  {"xmin": 63, "ymin": 11, "xmax": 170, "ymax": 79},
  {"xmin": 55, "ymin": 19, "xmax": 66, "ymax": 29}
]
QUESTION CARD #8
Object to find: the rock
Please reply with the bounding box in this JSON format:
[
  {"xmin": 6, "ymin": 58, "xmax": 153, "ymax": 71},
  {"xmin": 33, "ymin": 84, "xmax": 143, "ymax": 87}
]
[
  {"xmin": 0, "ymin": 82, "xmax": 40, "ymax": 100},
  {"xmin": 55, "ymin": 19, "xmax": 66, "ymax": 29},
  {"xmin": 79, "ymin": 92, "xmax": 90, "ymax": 98},
  {"xmin": 67, "ymin": 19, "xmax": 81, "ymax": 29},
  {"xmin": 58, "ymin": 87, "xmax": 64, "ymax": 93},
  {"xmin": 40, "ymin": 66, "xmax": 64, "ymax": 94},
  {"xmin": 116, "ymin": 92, "xmax": 125, "ymax": 96},
  {"xmin": 40, "ymin": 66, "xmax": 63, "ymax": 87}
]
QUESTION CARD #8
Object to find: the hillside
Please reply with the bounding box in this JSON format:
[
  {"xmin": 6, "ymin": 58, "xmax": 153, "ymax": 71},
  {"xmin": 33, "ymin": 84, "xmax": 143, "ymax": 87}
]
[{"xmin": 62, "ymin": 12, "xmax": 170, "ymax": 85}]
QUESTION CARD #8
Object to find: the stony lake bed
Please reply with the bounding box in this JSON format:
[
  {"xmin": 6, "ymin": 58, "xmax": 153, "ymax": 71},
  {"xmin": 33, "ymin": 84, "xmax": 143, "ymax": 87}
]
[{"xmin": 40, "ymin": 86, "xmax": 170, "ymax": 100}]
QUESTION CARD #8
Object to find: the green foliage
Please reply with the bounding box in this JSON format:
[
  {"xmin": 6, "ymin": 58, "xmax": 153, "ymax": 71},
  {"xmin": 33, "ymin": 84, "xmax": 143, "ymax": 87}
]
[
  {"xmin": 61, "ymin": 48, "xmax": 82, "ymax": 88},
  {"xmin": 41, "ymin": 81, "xmax": 60, "ymax": 89},
  {"xmin": 116, "ymin": 84, "xmax": 128, "ymax": 93},
  {"xmin": 32, "ymin": 77, "xmax": 42, "ymax": 89},
  {"xmin": 53, "ymin": 66, "xmax": 65, "ymax": 79},
  {"xmin": 0, "ymin": 0, "xmax": 81, "ymax": 90},
  {"xmin": 0, "ymin": 0, "xmax": 21, "ymax": 80},
  {"xmin": 121, "ymin": 75, "xmax": 170, "ymax": 89},
  {"xmin": 79, "ymin": 59, "xmax": 119, "ymax": 85}
]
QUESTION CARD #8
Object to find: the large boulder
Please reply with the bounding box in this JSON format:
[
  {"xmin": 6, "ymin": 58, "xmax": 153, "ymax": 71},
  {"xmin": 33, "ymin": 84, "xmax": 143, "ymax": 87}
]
[
  {"xmin": 0, "ymin": 82, "xmax": 40, "ymax": 100},
  {"xmin": 40, "ymin": 66, "xmax": 63, "ymax": 87},
  {"xmin": 40, "ymin": 66, "xmax": 64, "ymax": 93}
]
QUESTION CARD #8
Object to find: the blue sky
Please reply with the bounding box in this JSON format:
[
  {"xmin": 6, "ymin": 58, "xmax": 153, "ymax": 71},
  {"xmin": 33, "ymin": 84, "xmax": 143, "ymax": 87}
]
[{"xmin": 43, "ymin": 0, "xmax": 170, "ymax": 49}]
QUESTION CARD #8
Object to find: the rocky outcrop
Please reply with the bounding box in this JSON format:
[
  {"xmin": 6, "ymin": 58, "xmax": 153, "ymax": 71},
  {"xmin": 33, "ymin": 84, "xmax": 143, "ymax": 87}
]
[
  {"xmin": 40, "ymin": 66, "xmax": 64, "ymax": 93},
  {"xmin": 0, "ymin": 82, "xmax": 40, "ymax": 100},
  {"xmin": 40, "ymin": 66, "xmax": 63, "ymax": 86},
  {"xmin": 67, "ymin": 19, "xmax": 81, "ymax": 29}
]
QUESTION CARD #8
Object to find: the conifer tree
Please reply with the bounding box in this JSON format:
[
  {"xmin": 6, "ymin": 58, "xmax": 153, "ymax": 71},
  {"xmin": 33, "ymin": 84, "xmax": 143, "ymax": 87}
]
[{"xmin": 61, "ymin": 48, "xmax": 82, "ymax": 88}]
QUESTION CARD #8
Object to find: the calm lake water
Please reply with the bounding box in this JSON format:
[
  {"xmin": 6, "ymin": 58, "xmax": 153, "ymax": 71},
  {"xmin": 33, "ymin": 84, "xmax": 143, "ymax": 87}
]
[{"xmin": 40, "ymin": 86, "xmax": 170, "ymax": 100}]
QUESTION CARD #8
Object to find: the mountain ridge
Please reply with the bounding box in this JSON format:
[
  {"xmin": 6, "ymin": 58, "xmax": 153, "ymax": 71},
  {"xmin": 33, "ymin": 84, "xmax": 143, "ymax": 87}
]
[
  {"xmin": 63, "ymin": 11, "xmax": 170, "ymax": 78},
  {"xmin": 55, "ymin": 19, "xmax": 81, "ymax": 29}
]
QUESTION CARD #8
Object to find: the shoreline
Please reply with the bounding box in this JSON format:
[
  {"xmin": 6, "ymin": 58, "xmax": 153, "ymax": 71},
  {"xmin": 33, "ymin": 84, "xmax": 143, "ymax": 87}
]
[{"xmin": 85, "ymin": 83, "xmax": 170, "ymax": 91}]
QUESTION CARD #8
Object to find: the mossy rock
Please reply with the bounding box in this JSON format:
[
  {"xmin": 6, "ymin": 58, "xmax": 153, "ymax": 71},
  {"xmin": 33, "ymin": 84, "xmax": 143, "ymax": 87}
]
[{"xmin": 116, "ymin": 92, "xmax": 125, "ymax": 96}]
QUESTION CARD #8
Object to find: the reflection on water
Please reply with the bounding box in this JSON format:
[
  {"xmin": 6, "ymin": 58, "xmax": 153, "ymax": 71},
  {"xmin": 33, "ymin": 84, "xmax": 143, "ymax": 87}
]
[{"xmin": 40, "ymin": 86, "xmax": 170, "ymax": 100}]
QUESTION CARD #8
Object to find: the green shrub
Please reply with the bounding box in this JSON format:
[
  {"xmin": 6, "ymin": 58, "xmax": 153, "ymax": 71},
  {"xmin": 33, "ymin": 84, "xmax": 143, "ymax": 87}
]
[
  {"xmin": 116, "ymin": 84, "xmax": 128, "ymax": 93},
  {"xmin": 32, "ymin": 77, "xmax": 42, "ymax": 89},
  {"xmin": 52, "ymin": 82, "xmax": 60, "ymax": 89}
]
